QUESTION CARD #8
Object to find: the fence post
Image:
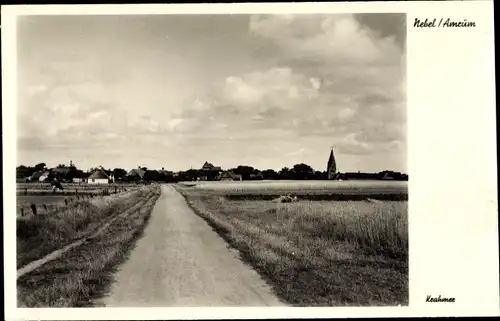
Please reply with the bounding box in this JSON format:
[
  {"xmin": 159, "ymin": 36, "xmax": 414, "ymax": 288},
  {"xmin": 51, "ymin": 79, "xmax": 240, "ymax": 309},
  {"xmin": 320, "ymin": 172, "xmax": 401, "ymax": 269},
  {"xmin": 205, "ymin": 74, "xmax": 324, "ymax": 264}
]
[
  {"xmin": 20, "ymin": 207, "xmax": 24, "ymax": 216},
  {"xmin": 65, "ymin": 199, "xmax": 68, "ymax": 206},
  {"xmin": 30, "ymin": 204, "xmax": 37, "ymax": 216},
  {"xmin": 24, "ymin": 188, "xmax": 27, "ymax": 196}
]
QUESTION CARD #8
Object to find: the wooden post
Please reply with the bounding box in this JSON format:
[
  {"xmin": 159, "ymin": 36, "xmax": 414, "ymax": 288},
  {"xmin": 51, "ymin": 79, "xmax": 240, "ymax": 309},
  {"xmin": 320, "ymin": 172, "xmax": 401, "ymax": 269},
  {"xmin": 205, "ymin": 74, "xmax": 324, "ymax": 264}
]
[
  {"xmin": 21, "ymin": 208, "xmax": 24, "ymax": 216},
  {"xmin": 24, "ymin": 188, "xmax": 28, "ymax": 196},
  {"xmin": 30, "ymin": 204, "xmax": 37, "ymax": 216},
  {"xmin": 65, "ymin": 199, "xmax": 68, "ymax": 206}
]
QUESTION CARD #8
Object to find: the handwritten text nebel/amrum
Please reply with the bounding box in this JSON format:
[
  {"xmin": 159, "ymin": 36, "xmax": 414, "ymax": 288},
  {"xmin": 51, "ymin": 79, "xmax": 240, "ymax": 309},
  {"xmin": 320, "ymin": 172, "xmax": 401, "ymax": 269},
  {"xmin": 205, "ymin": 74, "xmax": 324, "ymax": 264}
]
[{"xmin": 414, "ymin": 18, "xmax": 476, "ymax": 28}]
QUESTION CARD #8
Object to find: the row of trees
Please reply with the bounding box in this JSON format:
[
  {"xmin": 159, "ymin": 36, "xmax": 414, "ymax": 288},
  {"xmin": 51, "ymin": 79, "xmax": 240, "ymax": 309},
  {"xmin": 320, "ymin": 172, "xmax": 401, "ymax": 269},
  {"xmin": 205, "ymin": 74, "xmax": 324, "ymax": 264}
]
[
  {"xmin": 17, "ymin": 162, "xmax": 408, "ymax": 183},
  {"xmin": 176, "ymin": 164, "xmax": 326, "ymax": 182}
]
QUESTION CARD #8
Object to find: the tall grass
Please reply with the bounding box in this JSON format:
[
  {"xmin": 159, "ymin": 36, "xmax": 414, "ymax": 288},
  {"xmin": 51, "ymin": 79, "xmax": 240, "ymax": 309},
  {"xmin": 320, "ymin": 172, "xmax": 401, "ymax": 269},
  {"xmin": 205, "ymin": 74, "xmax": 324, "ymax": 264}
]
[
  {"xmin": 282, "ymin": 201, "xmax": 408, "ymax": 259},
  {"xmin": 17, "ymin": 187, "xmax": 152, "ymax": 268},
  {"xmin": 176, "ymin": 185, "xmax": 408, "ymax": 306},
  {"xmin": 17, "ymin": 185, "xmax": 162, "ymax": 307}
]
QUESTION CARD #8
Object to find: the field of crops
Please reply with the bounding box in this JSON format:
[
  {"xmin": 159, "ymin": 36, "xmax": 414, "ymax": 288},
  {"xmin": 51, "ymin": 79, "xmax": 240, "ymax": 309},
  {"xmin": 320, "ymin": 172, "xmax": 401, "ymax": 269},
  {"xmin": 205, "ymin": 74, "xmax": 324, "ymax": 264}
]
[
  {"xmin": 175, "ymin": 180, "xmax": 408, "ymax": 306},
  {"xmin": 179, "ymin": 180, "xmax": 408, "ymax": 201}
]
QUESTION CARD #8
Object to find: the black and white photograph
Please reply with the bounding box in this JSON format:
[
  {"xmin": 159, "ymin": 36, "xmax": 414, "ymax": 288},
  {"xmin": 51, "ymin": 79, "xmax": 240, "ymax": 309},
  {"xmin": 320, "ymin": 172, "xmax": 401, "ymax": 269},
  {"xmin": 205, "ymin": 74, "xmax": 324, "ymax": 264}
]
[
  {"xmin": 14, "ymin": 12, "xmax": 408, "ymax": 308},
  {"xmin": 2, "ymin": 1, "xmax": 498, "ymax": 318}
]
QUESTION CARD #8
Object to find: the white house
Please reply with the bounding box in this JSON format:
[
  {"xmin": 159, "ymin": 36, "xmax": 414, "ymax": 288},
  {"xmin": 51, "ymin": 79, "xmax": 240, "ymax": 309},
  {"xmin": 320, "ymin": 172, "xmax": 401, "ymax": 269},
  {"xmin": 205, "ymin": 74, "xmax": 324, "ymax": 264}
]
[
  {"xmin": 87, "ymin": 169, "xmax": 110, "ymax": 185},
  {"xmin": 32, "ymin": 171, "xmax": 50, "ymax": 182}
]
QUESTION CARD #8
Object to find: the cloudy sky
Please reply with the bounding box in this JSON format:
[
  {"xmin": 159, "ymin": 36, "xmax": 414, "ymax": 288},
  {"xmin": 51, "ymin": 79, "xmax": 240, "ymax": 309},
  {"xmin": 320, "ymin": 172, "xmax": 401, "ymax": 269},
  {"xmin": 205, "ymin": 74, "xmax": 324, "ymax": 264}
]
[{"xmin": 17, "ymin": 13, "xmax": 406, "ymax": 172}]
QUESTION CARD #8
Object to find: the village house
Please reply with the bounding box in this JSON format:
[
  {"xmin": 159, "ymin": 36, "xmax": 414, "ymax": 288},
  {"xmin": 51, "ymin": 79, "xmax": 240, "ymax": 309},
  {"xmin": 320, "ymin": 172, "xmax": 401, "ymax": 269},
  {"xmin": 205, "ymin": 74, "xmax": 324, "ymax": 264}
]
[
  {"xmin": 158, "ymin": 167, "xmax": 174, "ymax": 176},
  {"xmin": 201, "ymin": 161, "xmax": 222, "ymax": 171},
  {"xmin": 31, "ymin": 170, "xmax": 50, "ymax": 182},
  {"xmin": 73, "ymin": 177, "xmax": 86, "ymax": 184},
  {"xmin": 87, "ymin": 168, "xmax": 111, "ymax": 185},
  {"xmin": 217, "ymin": 171, "xmax": 242, "ymax": 181},
  {"xmin": 51, "ymin": 160, "xmax": 77, "ymax": 181},
  {"xmin": 200, "ymin": 161, "xmax": 222, "ymax": 181},
  {"xmin": 127, "ymin": 167, "xmax": 146, "ymax": 181}
]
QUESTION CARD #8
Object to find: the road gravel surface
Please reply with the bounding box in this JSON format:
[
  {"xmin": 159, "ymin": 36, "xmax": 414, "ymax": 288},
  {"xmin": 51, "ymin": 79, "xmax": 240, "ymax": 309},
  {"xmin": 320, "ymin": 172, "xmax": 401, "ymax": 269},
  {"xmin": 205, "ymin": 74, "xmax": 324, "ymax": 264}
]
[{"xmin": 101, "ymin": 185, "xmax": 285, "ymax": 307}]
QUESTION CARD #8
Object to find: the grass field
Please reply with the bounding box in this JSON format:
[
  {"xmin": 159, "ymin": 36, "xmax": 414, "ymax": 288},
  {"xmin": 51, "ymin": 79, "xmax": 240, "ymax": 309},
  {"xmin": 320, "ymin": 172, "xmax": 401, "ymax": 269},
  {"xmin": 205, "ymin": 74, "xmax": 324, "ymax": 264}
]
[
  {"xmin": 17, "ymin": 182, "xmax": 139, "ymax": 189},
  {"xmin": 17, "ymin": 184, "xmax": 161, "ymax": 307},
  {"xmin": 16, "ymin": 183, "xmax": 136, "ymax": 198},
  {"xmin": 179, "ymin": 180, "xmax": 408, "ymax": 201},
  {"xmin": 17, "ymin": 195, "xmax": 68, "ymax": 206},
  {"xmin": 175, "ymin": 180, "xmax": 408, "ymax": 306},
  {"xmin": 16, "ymin": 182, "xmax": 141, "ymax": 217}
]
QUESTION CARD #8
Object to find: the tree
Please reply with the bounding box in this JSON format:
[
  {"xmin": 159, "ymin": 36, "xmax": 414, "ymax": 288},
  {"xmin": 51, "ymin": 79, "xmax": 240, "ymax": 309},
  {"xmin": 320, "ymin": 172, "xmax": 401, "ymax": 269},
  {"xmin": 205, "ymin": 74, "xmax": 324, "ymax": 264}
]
[
  {"xmin": 314, "ymin": 171, "xmax": 326, "ymax": 180},
  {"xmin": 113, "ymin": 168, "xmax": 128, "ymax": 180},
  {"xmin": 34, "ymin": 163, "xmax": 47, "ymax": 171},
  {"xmin": 279, "ymin": 167, "xmax": 291, "ymax": 180},
  {"xmin": 16, "ymin": 165, "xmax": 36, "ymax": 180},
  {"xmin": 291, "ymin": 163, "xmax": 315, "ymax": 180},
  {"xmin": 262, "ymin": 169, "xmax": 279, "ymax": 180},
  {"xmin": 234, "ymin": 165, "xmax": 255, "ymax": 180},
  {"xmin": 143, "ymin": 170, "xmax": 160, "ymax": 182}
]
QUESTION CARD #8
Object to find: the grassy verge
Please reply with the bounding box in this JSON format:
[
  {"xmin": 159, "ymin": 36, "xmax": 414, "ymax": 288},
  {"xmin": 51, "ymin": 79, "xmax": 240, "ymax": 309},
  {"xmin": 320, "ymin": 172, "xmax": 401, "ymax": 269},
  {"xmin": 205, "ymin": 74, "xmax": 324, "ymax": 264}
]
[
  {"xmin": 17, "ymin": 185, "xmax": 161, "ymax": 307},
  {"xmin": 175, "ymin": 185, "xmax": 408, "ymax": 306},
  {"xmin": 17, "ymin": 187, "xmax": 149, "ymax": 269}
]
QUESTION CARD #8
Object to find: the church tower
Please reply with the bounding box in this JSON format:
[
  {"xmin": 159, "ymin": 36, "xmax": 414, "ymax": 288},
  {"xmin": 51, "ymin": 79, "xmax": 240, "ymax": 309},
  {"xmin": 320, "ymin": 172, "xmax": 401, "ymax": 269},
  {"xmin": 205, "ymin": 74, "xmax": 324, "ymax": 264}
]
[{"xmin": 327, "ymin": 148, "xmax": 337, "ymax": 180}]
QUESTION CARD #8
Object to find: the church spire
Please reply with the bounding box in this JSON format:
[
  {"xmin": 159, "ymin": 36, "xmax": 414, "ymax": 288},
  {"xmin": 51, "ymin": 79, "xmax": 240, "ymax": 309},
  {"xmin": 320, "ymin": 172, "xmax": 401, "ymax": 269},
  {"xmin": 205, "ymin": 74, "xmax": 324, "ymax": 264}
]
[{"xmin": 327, "ymin": 147, "xmax": 337, "ymax": 179}]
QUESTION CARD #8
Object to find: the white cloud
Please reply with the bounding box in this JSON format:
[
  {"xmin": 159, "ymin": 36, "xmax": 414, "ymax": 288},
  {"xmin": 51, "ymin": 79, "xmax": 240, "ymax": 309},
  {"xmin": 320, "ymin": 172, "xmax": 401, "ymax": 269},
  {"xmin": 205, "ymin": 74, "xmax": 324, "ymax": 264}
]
[
  {"xmin": 250, "ymin": 14, "xmax": 401, "ymax": 67},
  {"xmin": 17, "ymin": 14, "xmax": 406, "ymax": 171}
]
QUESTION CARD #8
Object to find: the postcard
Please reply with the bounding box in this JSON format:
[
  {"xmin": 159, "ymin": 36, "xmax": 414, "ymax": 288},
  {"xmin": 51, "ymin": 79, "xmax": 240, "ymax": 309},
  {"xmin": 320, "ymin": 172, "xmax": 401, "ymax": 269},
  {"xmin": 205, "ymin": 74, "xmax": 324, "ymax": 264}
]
[{"xmin": 2, "ymin": 1, "xmax": 497, "ymax": 319}]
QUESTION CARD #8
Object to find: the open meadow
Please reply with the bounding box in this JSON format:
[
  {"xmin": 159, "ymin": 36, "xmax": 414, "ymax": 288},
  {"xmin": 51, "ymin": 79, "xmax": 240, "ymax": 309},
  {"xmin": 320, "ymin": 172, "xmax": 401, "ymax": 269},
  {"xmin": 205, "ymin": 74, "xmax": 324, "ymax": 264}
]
[
  {"xmin": 175, "ymin": 180, "xmax": 408, "ymax": 306},
  {"xmin": 16, "ymin": 182, "xmax": 138, "ymax": 196},
  {"xmin": 179, "ymin": 180, "xmax": 408, "ymax": 200},
  {"xmin": 16, "ymin": 184, "xmax": 161, "ymax": 307},
  {"xmin": 16, "ymin": 183, "xmax": 140, "ymax": 216}
]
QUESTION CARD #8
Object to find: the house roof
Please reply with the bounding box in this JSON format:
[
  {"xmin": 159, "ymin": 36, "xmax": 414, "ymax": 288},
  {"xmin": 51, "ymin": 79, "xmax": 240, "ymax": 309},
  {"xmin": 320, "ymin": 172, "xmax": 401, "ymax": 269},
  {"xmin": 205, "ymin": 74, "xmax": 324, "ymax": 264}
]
[
  {"xmin": 31, "ymin": 171, "xmax": 48, "ymax": 179},
  {"xmin": 88, "ymin": 169, "xmax": 109, "ymax": 179},
  {"xmin": 202, "ymin": 161, "xmax": 214, "ymax": 169},
  {"xmin": 128, "ymin": 168, "xmax": 146, "ymax": 178},
  {"xmin": 53, "ymin": 166, "xmax": 74, "ymax": 174},
  {"xmin": 202, "ymin": 162, "xmax": 221, "ymax": 171},
  {"xmin": 219, "ymin": 171, "xmax": 241, "ymax": 180}
]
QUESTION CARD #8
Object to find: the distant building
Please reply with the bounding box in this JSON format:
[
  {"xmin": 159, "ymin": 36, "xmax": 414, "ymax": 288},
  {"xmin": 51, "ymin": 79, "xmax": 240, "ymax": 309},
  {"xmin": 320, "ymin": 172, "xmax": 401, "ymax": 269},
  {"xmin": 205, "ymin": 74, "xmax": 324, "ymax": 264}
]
[
  {"xmin": 218, "ymin": 171, "xmax": 242, "ymax": 181},
  {"xmin": 201, "ymin": 161, "xmax": 221, "ymax": 171},
  {"xmin": 159, "ymin": 167, "xmax": 173, "ymax": 176},
  {"xmin": 127, "ymin": 167, "xmax": 146, "ymax": 181},
  {"xmin": 341, "ymin": 172, "xmax": 379, "ymax": 180},
  {"xmin": 201, "ymin": 161, "xmax": 222, "ymax": 181},
  {"xmin": 87, "ymin": 169, "xmax": 110, "ymax": 184},
  {"xmin": 327, "ymin": 148, "xmax": 337, "ymax": 180},
  {"xmin": 31, "ymin": 170, "xmax": 50, "ymax": 182}
]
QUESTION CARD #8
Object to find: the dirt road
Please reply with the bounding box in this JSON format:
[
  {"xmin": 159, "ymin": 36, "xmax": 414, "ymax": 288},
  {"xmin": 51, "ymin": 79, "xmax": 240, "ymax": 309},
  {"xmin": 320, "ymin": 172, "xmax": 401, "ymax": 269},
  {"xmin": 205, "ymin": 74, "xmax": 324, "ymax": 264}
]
[{"xmin": 101, "ymin": 185, "xmax": 285, "ymax": 307}]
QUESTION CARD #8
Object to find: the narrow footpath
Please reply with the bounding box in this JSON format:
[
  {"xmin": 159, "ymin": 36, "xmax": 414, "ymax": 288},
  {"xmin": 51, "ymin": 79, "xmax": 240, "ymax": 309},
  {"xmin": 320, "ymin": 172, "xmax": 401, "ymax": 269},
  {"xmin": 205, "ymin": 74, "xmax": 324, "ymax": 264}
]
[{"xmin": 101, "ymin": 185, "xmax": 285, "ymax": 307}]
